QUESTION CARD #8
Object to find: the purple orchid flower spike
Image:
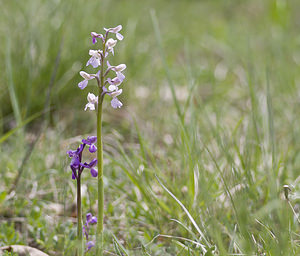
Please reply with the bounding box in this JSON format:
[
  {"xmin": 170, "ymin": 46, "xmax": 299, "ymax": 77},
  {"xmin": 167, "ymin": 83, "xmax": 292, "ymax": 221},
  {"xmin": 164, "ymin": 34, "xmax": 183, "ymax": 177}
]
[
  {"xmin": 83, "ymin": 213, "xmax": 97, "ymax": 251},
  {"xmin": 67, "ymin": 136, "xmax": 98, "ymax": 179},
  {"xmin": 104, "ymin": 25, "xmax": 123, "ymax": 40}
]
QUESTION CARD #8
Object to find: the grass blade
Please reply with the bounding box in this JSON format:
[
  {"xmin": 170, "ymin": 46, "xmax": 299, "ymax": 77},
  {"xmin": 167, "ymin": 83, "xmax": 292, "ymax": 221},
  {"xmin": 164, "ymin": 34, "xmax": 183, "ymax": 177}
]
[{"xmin": 155, "ymin": 175, "xmax": 211, "ymax": 251}]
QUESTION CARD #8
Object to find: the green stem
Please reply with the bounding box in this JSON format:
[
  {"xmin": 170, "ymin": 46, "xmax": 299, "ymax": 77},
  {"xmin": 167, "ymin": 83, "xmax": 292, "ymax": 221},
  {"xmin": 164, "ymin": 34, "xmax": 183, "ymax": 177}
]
[
  {"xmin": 96, "ymin": 95, "xmax": 104, "ymax": 255},
  {"xmin": 77, "ymin": 176, "xmax": 83, "ymax": 256},
  {"xmin": 96, "ymin": 38, "xmax": 106, "ymax": 256}
]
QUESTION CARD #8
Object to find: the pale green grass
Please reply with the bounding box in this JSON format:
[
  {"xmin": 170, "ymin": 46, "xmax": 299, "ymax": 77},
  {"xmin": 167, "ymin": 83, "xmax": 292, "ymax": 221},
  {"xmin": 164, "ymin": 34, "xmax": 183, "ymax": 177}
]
[{"xmin": 1, "ymin": 0, "xmax": 300, "ymax": 255}]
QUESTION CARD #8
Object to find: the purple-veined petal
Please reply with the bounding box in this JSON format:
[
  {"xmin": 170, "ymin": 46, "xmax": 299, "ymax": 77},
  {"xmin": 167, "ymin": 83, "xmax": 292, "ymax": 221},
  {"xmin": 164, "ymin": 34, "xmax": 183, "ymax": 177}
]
[
  {"xmin": 67, "ymin": 150, "xmax": 76, "ymax": 158},
  {"xmin": 87, "ymin": 136, "xmax": 97, "ymax": 144},
  {"xmin": 110, "ymin": 89, "xmax": 122, "ymax": 98},
  {"xmin": 89, "ymin": 159, "xmax": 97, "ymax": 168},
  {"xmin": 116, "ymin": 32, "xmax": 123, "ymax": 40},
  {"xmin": 78, "ymin": 80, "xmax": 88, "ymax": 90},
  {"xmin": 117, "ymin": 72, "xmax": 125, "ymax": 81},
  {"xmin": 70, "ymin": 157, "xmax": 81, "ymax": 169},
  {"xmin": 104, "ymin": 25, "xmax": 122, "ymax": 33},
  {"xmin": 80, "ymin": 71, "xmax": 93, "ymax": 80},
  {"xmin": 111, "ymin": 97, "xmax": 123, "ymax": 109},
  {"xmin": 89, "ymin": 144, "xmax": 97, "ymax": 153},
  {"xmin": 81, "ymin": 158, "xmax": 97, "ymax": 169},
  {"xmin": 90, "ymin": 168, "xmax": 98, "ymax": 177},
  {"xmin": 86, "ymin": 56, "xmax": 100, "ymax": 68},
  {"xmin": 107, "ymin": 77, "xmax": 122, "ymax": 86},
  {"xmin": 114, "ymin": 64, "xmax": 126, "ymax": 72}
]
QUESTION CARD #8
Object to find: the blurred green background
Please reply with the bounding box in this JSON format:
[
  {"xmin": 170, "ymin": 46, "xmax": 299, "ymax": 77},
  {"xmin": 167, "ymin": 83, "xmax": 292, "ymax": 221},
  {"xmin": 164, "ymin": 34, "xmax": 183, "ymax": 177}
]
[{"xmin": 1, "ymin": 0, "xmax": 300, "ymax": 255}]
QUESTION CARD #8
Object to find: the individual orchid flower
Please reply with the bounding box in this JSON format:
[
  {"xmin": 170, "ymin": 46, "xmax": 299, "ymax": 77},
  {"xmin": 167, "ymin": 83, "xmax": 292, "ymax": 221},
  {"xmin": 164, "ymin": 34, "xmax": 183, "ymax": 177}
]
[
  {"xmin": 107, "ymin": 61, "xmax": 126, "ymax": 72},
  {"xmin": 86, "ymin": 50, "xmax": 101, "ymax": 68},
  {"xmin": 107, "ymin": 76, "xmax": 124, "ymax": 86},
  {"xmin": 91, "ymin": 32, "xmax": 104, "ymax": 44},
  {"xmin": 78, "ymin": 71, "xmax": 95, "ymax": 90},
  {"xmin": 107, "ymin": 61, "xmax": 126, "ymax": 80},
  {"xmin": 111, "ymin": 97, "xmax": 123, "ymax": 109},
  {"xmin": 104, "ymin": 25, "xmax": 123, "ymax": 40},
  {"xmin": 82, "ymin": 136, "xmax": 97, "ymax": 153},
  {"xmin": 86, "ymin": 212, "xmax": 97, "ymax": 225},
  {"xmin": 109, "ymin": 89, "xmax": 123, "ymax": 109},
  {"xmin": 110, "ymin": 89, "xmax": 122, "ymax": 97},
  {"xmin": 81, "ymin": 158, "xmax": 97, "ymax": 168},
  {"xmin": 84, "ymin": 93, "xmax": 98, "ymax": 111},
  {"xmin": 106, "ymin": 38, "xmax": 117, "ymax": 55}
]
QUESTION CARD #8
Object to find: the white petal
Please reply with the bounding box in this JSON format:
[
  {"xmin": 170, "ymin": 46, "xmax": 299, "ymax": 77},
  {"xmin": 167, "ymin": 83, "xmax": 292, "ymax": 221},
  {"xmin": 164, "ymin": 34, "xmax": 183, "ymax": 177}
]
[
  {"xmin": 116, "ymin": 33, "xmax": 123, "ymax": 40},
  {"xmin": 106, "ymin": 38, "xmax": 117, "ymax": 49},
  {"xmin": 87, "ymin": 92, "xmax": 95, "ymax": 101},
  {"xmin": 115, "ymin": 64, "xmax": 126, "ymax": 72},
  {"xmin": 89, "ymin": 50, "xmax": 100, "ymax": 58},
  {"xmin": 85, "ymin": 102, "xmax": 96, "ymax": 111},
  {"xmin": 117, "ymin": 72, "xmax": 125, "ymax": 81},
  {"xmin": 110, "ymin": 89, "xmax": 122, "ymax": 97},
  {"xmin": 112, "ymin": 25, "xmax": 122, "ymax": 33},
  {"xmin": 108, "ymin": 85, "xmax": 117, "ymax": 91},
  {"xmin": 80, "ymin": 71, "xmax": 91, "ymax": 80}
]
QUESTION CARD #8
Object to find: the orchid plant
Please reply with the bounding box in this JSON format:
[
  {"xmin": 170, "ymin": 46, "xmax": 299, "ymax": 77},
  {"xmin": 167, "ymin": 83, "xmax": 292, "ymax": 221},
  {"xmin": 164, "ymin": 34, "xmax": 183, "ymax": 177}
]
[
  {"xmin": 67, "ymin": 137, "xmax": 98, "ymax": 255},
  {"xmin": 67, "ymin": 25, "xmax": 125, "ymax": 256}
]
